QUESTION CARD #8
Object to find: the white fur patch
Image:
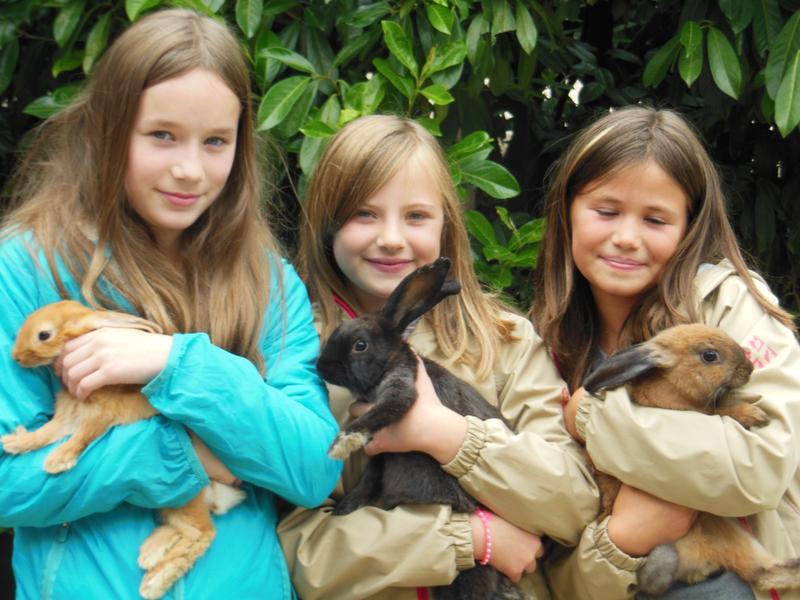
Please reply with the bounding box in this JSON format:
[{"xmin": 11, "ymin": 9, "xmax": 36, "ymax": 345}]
[
  {"xmin": 328, "ymin": 431, "xmax": 369, "ymax": 460},
  {"xmin": 207, "ymin": 481, "xmax": 247, "ymax": 515}
]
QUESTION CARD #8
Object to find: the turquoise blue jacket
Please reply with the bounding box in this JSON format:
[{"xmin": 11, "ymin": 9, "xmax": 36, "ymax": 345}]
[{"xmin": 0, "ymin": 234, "xmax": 342, "ymax": 599}]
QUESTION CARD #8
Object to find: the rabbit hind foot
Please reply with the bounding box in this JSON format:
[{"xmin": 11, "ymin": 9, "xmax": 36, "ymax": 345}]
[
  {"xmin": 207, "ymin": 481, "xmax": 247, "ymax": 515},
  {"xmin": 139, "ymin": 528, "xmax": 215, "ymax": 599}
]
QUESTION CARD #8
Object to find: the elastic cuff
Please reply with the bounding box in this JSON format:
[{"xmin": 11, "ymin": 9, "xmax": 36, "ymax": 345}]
[
  {"xmin": 575, "ymin": 392, "xmax": 597, "ymax": 442},
  {"xmin": 446, "ymin": 511, "xmax": 476, "ymax": 571},
  {"xmin": 441, "ymin": 416, "xmax": 486, "ymax": 478},
  {"xmin": 592, "ymin": 516, "xmax": 647, "ymax": 572}
]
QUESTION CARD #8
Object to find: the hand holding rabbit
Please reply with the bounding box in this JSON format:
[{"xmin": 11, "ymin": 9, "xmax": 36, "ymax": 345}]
[
  {"xmin": 58, "ymin": 327, "xmax": 173, "ymax": 399},
  {"xmin": 355, "ymin": 355, "xmax": 469, "ymax": 463},
  {"xmin": 475, "ymin": 513, "xmax": 543, "ymax": 582}
]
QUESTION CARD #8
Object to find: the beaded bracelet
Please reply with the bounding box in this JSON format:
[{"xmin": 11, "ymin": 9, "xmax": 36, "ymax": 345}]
[{"xmin": 475, "ymin": 507, "xmax": 493, "ymax": 566}]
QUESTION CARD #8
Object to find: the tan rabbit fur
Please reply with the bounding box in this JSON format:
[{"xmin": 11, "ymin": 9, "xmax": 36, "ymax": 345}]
[
  {"xmin": 1, "ymin": 300, "xmax": 245, "ymax": 599},
  {"xmin": 583, "ymin": 323, "xmax": 800, "ymax": 595}
]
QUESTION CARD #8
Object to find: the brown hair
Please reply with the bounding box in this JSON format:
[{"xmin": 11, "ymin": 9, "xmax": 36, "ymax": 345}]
[
  {"xmin": 297, "ymin": 114, "xmax": 515, "ymax": 379},
  {"xmin": 5, "ymin": 9, "xmax": 281, "ymax": 373},
  {"xmin": 531, "ymin": 106, "xmax": 795, "ymax": 389}
]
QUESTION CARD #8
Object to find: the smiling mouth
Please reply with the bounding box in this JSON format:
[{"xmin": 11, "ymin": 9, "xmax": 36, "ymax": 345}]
[
  {"xmin": 602, "ymin": 256, "xmax": 644, "ymax": 269},
  {"xmin": 367, "ymin": 259, "xmax": 412, "ymax": 272},
  {"xmin": 160, "ymin": 190, "xmax": 202, "ymax": 206}
]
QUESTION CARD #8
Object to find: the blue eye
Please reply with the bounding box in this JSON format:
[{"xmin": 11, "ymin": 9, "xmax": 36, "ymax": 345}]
[
  {"xmin": 206, "ymin": 136, "xmax": 226, "ymax": 147},
  {"xmin": 151, "ymin": 130, "xmax": 173, "ymax": 141}
]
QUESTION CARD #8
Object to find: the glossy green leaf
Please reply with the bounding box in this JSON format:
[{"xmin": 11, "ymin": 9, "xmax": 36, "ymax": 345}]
[
  {"xmin": 52, "ymin": 50, "xmax": 83, "ymax": 77},
  {"xmin": 466, "ymin": 14, "xmax": 489, "ymax": 65},
  {"xmin": 300, "ymin": 120, "xmax": 337, "ymax": 138},
  {"xmin": 274, "ymin": 80, "xmax": 318, "ymax": 138},
  {"xmin": 416, "ymin": 116, "xmax": 442, "ymax": 136},
  {"xmin": 491, "ymin": 0, "xmax": 515, "ymax": 36},
  {"xmin": 373, "ymin": 57, "xmax": 414, "ymax": 98},
  {"xmin": 125, "ymin": 0, "xmax": 161, "ymax": 21},
  {"xmin": 24, "ymin": 84, "xmax": 82, "ymax": 119},
  {"xmin": 83, "ymin": 13, "xmax": 111, "ymax": 74},
  {"xmin": 426, "ymin": 4, "xmax": 454, "ymax": 34},
  {"xmin": 332, "ymin": 32, "xmax": 372, "ymax": 68},
  {"xmin": 236, "ymin": 0, "xmax": 264, "ymax": 39},
  {"xmin": 256, "ymin": 75, "xmax": 312, "ymax": 130},
  {"xmin": 299, "ymin": 95, "xmax": 341, "ymax": 175},
  {"xmin": 53, "ymin": 0, "xmax": 85, "ymax": 48},
  {"xmin": 508, "ymin": 218, "xmax": 545, "ymax": 251},
  {"xmin": 707, "ymin": 27, "xmax": 742, "ymax": 99},
  {"xmin": 263, "ymin": 0, "xmax": 299, "ymax": 17},
  {"xmin": 643, "ymin": 35, "xmax": 680, "ymax": 87},
  {"xmin": 260, "ymin": 47, "xmax": 315, "ymax": 74},
  {"xmin": 342, "ymin": 2, "xmax": 391, "ymax": 28},
  {"xmin": 465, "ymin": 210, "xmax": 498, "ymax": 246},
  {"xmin": 678, "ymin": 21, "xmax": 703, "ymax": 87},
  {"xmin": 765, "ymin": 12, "xmax": 800, "ymax": 99},
  {"xmin": 461, "ymin": 160, "xmax": 520, "ymax": 199},
  {"xmin": 515, "ymin": 1, "xmax": 537, "ymax": 55},
  {"xmin": 751, "ymin": 0, "xmax": 782, "ymax": 58},
  {"xmin": 420, "ymin": 83, "xmax": 454, "ymax": 105},
  {"xmin": 381, "ymin": 20, "xmax": 418, "ymax": 77},
  {"xmin": 0, "ymin": 37, "xmax": 18, "ymax": 95},
  {"xmin": 495, "ymin": 206, "xmax": 515, "ymax": 231},
  {"xmin": 775, "ymin": 50, "xmax": 800, "ymax": 137},
  {"xmin": 429, "ymin": 40, "xmax": 467, "ymax": 75},
  {"xmin": 719, "ymin": 0, "xmax": 753, "ymax": 34},
  {"xmin": 345, "ymin": 75, "xmax": 385, "ymax": 114},
  {"xmin": 447, "ymin": 131, "xmax": 493, "ymax": 162},
  {"xmin": 203, "ymin": 0, "xmax": 226, "ymax": 12}
]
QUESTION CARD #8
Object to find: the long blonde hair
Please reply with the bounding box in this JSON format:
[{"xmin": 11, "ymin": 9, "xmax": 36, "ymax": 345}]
[
  {"xmin": 4, "ymin": 9, "xmax": 281, "ymax": 373},
  {"xmin": 531, "ymin": 106, "xmax": 795, "ymax": 389},
  {"xmin": 298, "ymin": 115, "xmax": 514, "ymax": 379}
]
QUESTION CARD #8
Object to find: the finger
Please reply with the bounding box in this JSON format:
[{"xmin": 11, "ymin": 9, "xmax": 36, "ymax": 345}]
[
  {"xmin": 561, "ymin": 387, "xmax": 570, "ymax": 406},
  {"xmin": 524, "ymin": 560, "xmax": 538, "ymax": 573},
  {"xmin": 63, "ymin": 330, "xmax": 97, "ymax": 353},
  {"xmin": 74, "ymin": 370, "xmax": 107, "ymax": 401},
  {"xmin": 53, "ymin": 356, "xmax": 64, "ymax": 377},
  {"xmin": 61, "ymin": 339, "xmax": 97, "ymax": 371}
]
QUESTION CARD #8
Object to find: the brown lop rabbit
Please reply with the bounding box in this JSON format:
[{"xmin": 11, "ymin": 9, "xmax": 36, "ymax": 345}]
[
  {"xmin": 583, "ymin": 323, "xmax": 800, "ymax": 595},
  {"xmin": 1, "ymin": 300, "xmax": 245, "ymax": 599}
]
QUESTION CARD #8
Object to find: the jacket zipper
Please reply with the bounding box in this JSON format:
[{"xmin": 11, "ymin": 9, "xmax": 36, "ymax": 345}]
[{"xmin": 41, "ymin": 522, "xmax": 70, "ymax": 600}]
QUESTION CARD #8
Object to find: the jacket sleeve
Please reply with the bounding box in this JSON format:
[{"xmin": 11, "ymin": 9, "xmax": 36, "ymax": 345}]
[
  {"xmin": 142, "ymin": 261, "xmax": 342, "ymax": 508},
  {"xmin": 279, "ymin": 496, "xmax": 473, "ymax": 599},
  {"xmin": 0, "ymin": 238, "xmax": 209, "ymax": 528},
  {"xmin": 546, "ymin": 516, "xmax": 642, "ymax": 600},
  {"xmin": 442, "ymin": 316, "xmax": 599, "ymax": 545},
  {"xmin": 575, "ymin": 275, "xmax": 800, "ymax": 516}
]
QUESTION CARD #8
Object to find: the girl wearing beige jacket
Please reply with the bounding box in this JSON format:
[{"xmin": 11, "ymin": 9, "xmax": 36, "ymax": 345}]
[
  {"xmin": 531, "ymin": 106, "xmax": 799, "ymax": 599},
  {"xmin": 280, "ymin": 115, "xmax": 599, "ymax": 599}
]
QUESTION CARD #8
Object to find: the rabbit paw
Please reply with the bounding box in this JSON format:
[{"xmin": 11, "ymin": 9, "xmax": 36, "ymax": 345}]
[
  {"xmin": 328, "ymin": 431, "xmax": 370, "ymax": 460},
  {"xmin": 1, "ymin": 425, "xmax": 32, "ymax": 454},
  {"xmin": 43, "ymin": 446, "xmax": 79, "ymax": 474},
  {"xmin": 138, "ymin": 526, "xmax": 182, "ymax": 570},
  {"xmin": 719, "ymin": 404, "xmax": 770, "ymax": 429}
]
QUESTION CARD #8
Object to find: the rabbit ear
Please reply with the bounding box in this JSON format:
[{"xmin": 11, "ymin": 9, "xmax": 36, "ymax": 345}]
[
  {"xmin": 583, "ymin": 342, "xmax": 674, "ymax": 394},
  {"xmin": 381, "ymin": 257, "xmax": 461, "ymax": 333},
  {"xmin": 63, "ymin": 311, "xmax": 163, "ymax": 339}
]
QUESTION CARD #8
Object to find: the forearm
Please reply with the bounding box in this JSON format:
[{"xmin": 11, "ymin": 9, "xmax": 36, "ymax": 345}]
[{"xmin": 279, "ymin": 502, "xmax": 472, "ymax": 599}]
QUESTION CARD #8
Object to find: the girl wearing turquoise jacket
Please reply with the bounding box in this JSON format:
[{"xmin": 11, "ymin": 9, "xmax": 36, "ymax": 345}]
[{"xmin": 0, "ymin": 9, "xmax": 341, "ymax": 599}]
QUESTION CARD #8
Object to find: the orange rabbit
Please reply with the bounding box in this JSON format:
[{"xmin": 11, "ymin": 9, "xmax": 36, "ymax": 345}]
[{"xmin": 1, "ymin": 300, "xmax": 245, "ymax": 599}]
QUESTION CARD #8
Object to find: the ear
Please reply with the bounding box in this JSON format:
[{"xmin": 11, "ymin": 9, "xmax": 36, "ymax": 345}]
[
  {"xmin": 583, "ymin": 343, "xmax": 673, "ymax": 394},
  {"xmin": 381, "ymin": 257, "xmax": 461, "ymax": 333},
  {"xmin": 62, "ymin": 311, "xmax": 163, "ymax": 338}
]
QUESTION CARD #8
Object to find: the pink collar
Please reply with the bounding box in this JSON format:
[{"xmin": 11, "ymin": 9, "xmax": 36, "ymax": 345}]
[{"xmin": 333, "ymin": 294, "xmax": 358, "ymax": 319}]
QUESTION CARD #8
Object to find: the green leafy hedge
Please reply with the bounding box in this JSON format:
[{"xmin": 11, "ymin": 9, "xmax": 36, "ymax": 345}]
[{"xmin": 1, "ymin": 0, "xmax": 798, "ymax": 312}]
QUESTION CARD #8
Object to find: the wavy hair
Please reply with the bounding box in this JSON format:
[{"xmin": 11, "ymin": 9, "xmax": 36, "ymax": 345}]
[
  {"xmin": 297, "ymin": 115, "xmax": 515, "ymax": 379},
  {"xmin": 531, "ymin": 106, "xmax": 795, "ymax": 389},
  {"xmin": 5, "ymin": 9, "xmax": 281, "ymax": 373}
]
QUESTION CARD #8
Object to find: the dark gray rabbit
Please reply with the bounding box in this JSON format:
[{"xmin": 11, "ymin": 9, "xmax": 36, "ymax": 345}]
[{"xmin": 317, "ymin": 257, "xmax": 523, "ymax": 600}]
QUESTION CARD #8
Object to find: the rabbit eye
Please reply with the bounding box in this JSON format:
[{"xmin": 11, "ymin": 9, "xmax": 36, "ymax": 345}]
[
  {"xmin": 352, "ymin": 340, "xmax": 368, "ymax": 353},
  {"xmin": 701, "ymin": 350, "xmax": 720, "ymax": 363},
  {"xmin": 38, "ymin": 330, "xmax": 52, "ymax": 342}
]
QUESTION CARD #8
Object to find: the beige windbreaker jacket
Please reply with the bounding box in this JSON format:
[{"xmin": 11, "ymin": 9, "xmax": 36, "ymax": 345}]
[
  {"xmin": 546, "ymin": 261, "xmax": 800, "ymax": 600},
  {"xmin": 279, "ymin": 309, "xmax": 599, "ymax": 599}
]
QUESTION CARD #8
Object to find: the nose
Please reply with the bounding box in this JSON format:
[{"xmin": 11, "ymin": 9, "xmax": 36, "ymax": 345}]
[
  {"xmin": 376, "ymin": 219, "xmax": 406, "ymax": 251},
  {"xmin": 611, "ymin": 216, "xmax": 641, "ymax": 250},
  {"xmin": 170, "ymin": 147, "xmax": 203, "ymax": 182}
]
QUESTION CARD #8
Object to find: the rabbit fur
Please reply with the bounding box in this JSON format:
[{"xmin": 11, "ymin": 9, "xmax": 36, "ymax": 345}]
[
  {"xmin": 317, "ymin": 258, "xmax": 523, "ymax": 600},
  {"xmin": 583, "ymin": 323, "xmax": 800, "ymax": 595},
  {"xmin": 1, "ymin": 300, "xmax": 246, "ymax": 599}
]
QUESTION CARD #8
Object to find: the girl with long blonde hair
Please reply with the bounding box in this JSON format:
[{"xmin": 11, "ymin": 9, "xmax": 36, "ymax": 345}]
[
  {"xmin": 280, "ymin": 114, "xmax": 598, "ymax": 599},
  {"xmin": 0, "ymin": 9, "xmax": 340, "ymax": 598}
]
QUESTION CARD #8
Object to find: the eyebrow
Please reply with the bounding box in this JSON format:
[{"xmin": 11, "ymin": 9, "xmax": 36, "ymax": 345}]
[{"xmin": 139, "ymin": 118, "xmax": 236, "ymax": 135}]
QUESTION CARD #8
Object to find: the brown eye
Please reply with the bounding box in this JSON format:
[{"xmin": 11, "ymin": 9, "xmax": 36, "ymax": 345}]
[
  {"xmin": 38, "ymin": 330, "xmax": 52, "ymax": 342},
  {"xmin": 701, "ymin": 350, "xmax": 720, "ymax": 364},
  {"xmin": 352, "ymin": 340, "xmax": 368, "ymax": 353}
]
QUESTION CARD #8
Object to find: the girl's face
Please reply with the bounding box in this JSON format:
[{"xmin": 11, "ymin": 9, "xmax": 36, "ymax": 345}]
[
  {"xmin": 570, "ymin": 160, "xmax": 689, "ymax": 312},
  {"xmin": 333, "ymin": 157, "xmax": 445, "ymax": 312},
  {"xmin": 125, "ymin": 68, "xmax": 240, "ymax": 258}
]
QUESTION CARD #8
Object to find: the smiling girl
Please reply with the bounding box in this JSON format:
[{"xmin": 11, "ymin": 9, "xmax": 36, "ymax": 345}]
[
  {"xmin": 279, "ymin": 114, "xmax": 598, "ymax": 599},
  {"xmin": 532, "ymin": 106, "xmax": 800, "ymax": 600},
  {"xmin": 0, "ymin": 9, "xmax": 340, "ymax": 599}
]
